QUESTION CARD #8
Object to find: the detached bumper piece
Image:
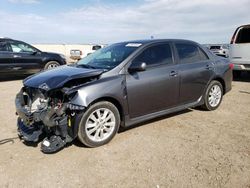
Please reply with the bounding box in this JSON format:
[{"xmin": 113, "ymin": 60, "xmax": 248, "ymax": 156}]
[
  {"xmin": 17, "ymin": 114, "xmax": 74, "ymax": 153},
  {"xmin": 17, "ymin": 118, "xmax": 43, "ymax": 142},
  {"xmin": 41, "ymin": 136, "xmax": 66, "ymax": 154}
]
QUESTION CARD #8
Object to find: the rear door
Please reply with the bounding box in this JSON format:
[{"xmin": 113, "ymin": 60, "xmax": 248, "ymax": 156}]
[
  {"xmin": 126, "ymin": 42, "xmax": 180, "ymax": 118},
  {"xmin": 174, "ymin": 42, "xmax": 214, "ymax": 105},
  {"xmin": 9, "ymin": 40, "xmax": 43, "ymax": 74}
]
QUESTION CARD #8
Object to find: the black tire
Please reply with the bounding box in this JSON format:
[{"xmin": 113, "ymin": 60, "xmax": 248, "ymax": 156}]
[
  {"xmin": 201, "ymin": 80, "xmax": 223, "ymax": 111},
  {"xmin": 44, "ymin": 61, "xmax": 60, "ymax": 70},
  {"xmin": 78, "ymin": 101, "xmax": 120, "ymax": 147},
  {"xmin": 233, "ymin": 70, "xmax": 241, "ymax": 79}
]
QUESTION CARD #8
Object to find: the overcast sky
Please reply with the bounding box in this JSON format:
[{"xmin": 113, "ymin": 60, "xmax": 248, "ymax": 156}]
[{"xmin": 0, "ymin": 0, "xmax": 250, "ymax": 44}]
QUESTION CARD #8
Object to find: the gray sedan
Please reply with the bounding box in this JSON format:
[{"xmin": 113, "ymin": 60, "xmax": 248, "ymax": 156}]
[{"xmin": 15, "ymin": 39, "xmax": 233, "ymax": 153}]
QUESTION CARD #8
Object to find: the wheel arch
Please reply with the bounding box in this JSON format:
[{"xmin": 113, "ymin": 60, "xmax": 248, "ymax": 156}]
[
  {"xmin": 212, "ymin": 76, "xmax": 226, "ymax": 94},
  {"xmin": 45, "ymin": 60, "xmax": 60, "ymax": 64},
  {"xmin": 88, "ymin": 96, "xmax": 125, "ymax": 124}
]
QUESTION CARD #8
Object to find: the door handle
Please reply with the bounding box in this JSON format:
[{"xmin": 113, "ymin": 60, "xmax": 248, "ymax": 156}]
[
  {"xmin": 12, "ymin": 67, "xmax": 22, "ymax": 70},
  {"xmin": 13, "ymin": 55, "xmax": 21, "ymax": 58},
  {"xmin": 205, "ymin": 64, "xmax": 213, "ymax": 70},
  {"xmin": 169, "ymin": 71, "xmax": 178, "ymax": 77}
]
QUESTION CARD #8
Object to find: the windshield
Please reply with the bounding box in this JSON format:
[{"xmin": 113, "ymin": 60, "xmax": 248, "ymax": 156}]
[{"xmin": 77, "ymin": 43, "xmax": 140, "ymax": 70}]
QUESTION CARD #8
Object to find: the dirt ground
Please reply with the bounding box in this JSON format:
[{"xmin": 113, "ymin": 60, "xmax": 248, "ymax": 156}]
[{"xmin": 0, "ymin": 75, "xmax": 250, "ymax": 188}]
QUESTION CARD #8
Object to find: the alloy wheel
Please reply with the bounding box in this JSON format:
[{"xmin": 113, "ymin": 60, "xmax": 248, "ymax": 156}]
[
  {"xmin": 208, "ymin": 85, "xmax": 222, "ymax": 107},
  {"xmin": 47, "ymin": 63, "xmax": 59, "ymax": 69},
  {"xmin": 85, "ymin": 108, "xmax": 116, "ymax": 142}
]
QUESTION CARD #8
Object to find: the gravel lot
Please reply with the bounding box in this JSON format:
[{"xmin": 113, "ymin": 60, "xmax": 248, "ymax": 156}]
[{"xmin": 0, "ymin": 74, "xmax": 250, "ymax": 188}]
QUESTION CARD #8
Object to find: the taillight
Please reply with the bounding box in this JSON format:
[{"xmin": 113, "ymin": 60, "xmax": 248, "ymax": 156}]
[{"xmin": 229, "ymin": 63, "xmax": 234, "ymax": 70}]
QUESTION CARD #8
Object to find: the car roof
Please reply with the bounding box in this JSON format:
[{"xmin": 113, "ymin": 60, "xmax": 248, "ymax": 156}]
[
  {"xmin": 115, "ymin": 39, "xmax": 199, "ymax": 47},
  {"xmin": 238, "ymin": 24, "xmax": 250, "ymax": 28},
  {"xmin": 0, "ymin": 38, "xmax": 32, "ymax": 45},
  {"xmin": 0, "ymin": 37, "xmax": 13, "ymax": 40},
  {"xmin": 0, "ymin": 38, "xmax": 200, "ymax": 47},
  {"xmin": 0, "ymin": 38, "xmax": 17, "ymax": 42}
]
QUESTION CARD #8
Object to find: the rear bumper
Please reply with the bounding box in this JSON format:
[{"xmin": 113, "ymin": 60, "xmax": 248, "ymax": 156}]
[
  {"xmin": 223, "ymin": 68, "xmax": 233, "ymax": 94},
  {"xmin": 213, "ymin": 52, "xmax": 226, "ymax": 56},
  {"xmin": 233, "ymin": 64, "xmax": 250, "ymax": 71},
  {"xmin": 231, "ymin": 59, "xmax": 250, "ymax": 71},
  {"xmin": 211, "ymin": 50, "xmax": 228, "ymax": 57}
]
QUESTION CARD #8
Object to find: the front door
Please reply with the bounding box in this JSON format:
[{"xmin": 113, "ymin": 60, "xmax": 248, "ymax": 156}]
[
  {"xmin": 126, "ymin": 43, "xmax": 179, "ymax": 119},
  {"xmin": 9, "ymin": 40, "xmax": 43, "ymax": 74}
]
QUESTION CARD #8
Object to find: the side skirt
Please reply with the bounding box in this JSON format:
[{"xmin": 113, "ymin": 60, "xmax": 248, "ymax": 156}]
[{"xmin": 124, "ymin": 96, "xmax": 203, "ymax": 127}]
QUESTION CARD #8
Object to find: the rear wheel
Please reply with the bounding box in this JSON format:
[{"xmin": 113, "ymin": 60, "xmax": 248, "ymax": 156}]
[
  {"xmin": 44, "ymin": 61, "xmax": 60, "ymax": 70},
  {"xmin": 78, "ymin": 101, "xmax": 120, "ymax": 147},
  {"xmin": 202, "ymin": 80, "xmax": 223, "ymax": 111}
]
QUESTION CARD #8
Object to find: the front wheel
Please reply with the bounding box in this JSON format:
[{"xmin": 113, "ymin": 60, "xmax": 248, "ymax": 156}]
[
  {"xmin": 78, "ymin": 101, "xmax": 120, "ymax": 147},
  {"xmin": 44, "ymin": 61, "xmax": 60, "ymax": 70},
  {"xmin": 201, "ymin": 80, "xmax": 223, "ymax": 111}
]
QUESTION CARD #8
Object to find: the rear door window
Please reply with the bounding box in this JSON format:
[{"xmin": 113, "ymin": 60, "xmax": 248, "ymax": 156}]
[
  {"xmin": 132, "ymin": 43, "xmax": 173, "ymax": 67},
  {"xmin": 175, "ymin": 43, "xmax": 208, "ymax": 64},
  {"xmin": 235, "ymin": 27, "xmax": 250, "ymax": 43},
  {"xmin": 199, "ymin": 48, "xmax": 209, "ymax": 61}
]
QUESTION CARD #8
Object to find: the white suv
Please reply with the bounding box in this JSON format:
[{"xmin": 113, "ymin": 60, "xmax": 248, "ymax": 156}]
[
  {"xmin": 229, "ymin": 24, "xmax": 250, "ymax": 76},
  {"xmin": 209, "ymin": 44, "xmax": 229, "ymax": 58}
]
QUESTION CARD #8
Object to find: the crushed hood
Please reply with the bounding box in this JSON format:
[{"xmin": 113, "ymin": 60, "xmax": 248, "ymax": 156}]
[{"xmin": 23, "ymin": 65, "xmax": 104, "ymax": 90}]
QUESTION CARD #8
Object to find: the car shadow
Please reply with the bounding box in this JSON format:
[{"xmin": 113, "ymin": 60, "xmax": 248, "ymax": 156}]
[
  {"xmin": 73, "ymin": 139, "xmax": 88, "ymax": 148},
  {"xmin": 239, "ymin": 90, "xmax": 250, "ymax": 95},
  {"xmin": 0, "ymin": 75, "xmax": 29, "ymax": 82},
  {"xmin": 118, "ymin": 108, "xmax": 193, "ymax": 133},
  {"xmin": 23, "ymin": 141, "xmax": 39, "ymax": 147},
  {"xmin": 72, "ymin": 109, "xmax": 193, "ymax": 148}
]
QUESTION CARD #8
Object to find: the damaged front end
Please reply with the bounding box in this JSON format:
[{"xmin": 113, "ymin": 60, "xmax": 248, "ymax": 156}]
[{"xmin": 15, "ymin": 86, "xmax": 85, "ymax": 153}]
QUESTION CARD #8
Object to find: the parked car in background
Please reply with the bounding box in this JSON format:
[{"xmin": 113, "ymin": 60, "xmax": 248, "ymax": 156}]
[
  {"xmin": 229, "ymin": 24, "xmax": 250, "ymax": 77},
  {"xmin": 86, "ymin": 45, "xmax": 102, "ymax": 56},
  {"xmin": 70, "ymin": 45, "xmax": 103, "ymax": 61},
  {"xmin": 70, "ymin": 49, "xmax": 82, "ymax": 61},
  {"xmin": 209, "ymin": 44, "xmax": 229, "ymax": 58},
  {"xmin": 0, "ymin": 38, "xmax": 66, "ymax": 77},
  {"xmin": 15, "ymin": 39, "xmax": 233, "ymax": 153}
]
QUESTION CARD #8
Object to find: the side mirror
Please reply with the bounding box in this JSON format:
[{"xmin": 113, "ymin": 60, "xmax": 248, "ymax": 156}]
[
  {"xmin": 128, "ymin": 62, "xmax": 147, "ymax": 73},
  {"xmin": 31, "ymin": 51, "xmax": 38, "ymax": 55}
]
